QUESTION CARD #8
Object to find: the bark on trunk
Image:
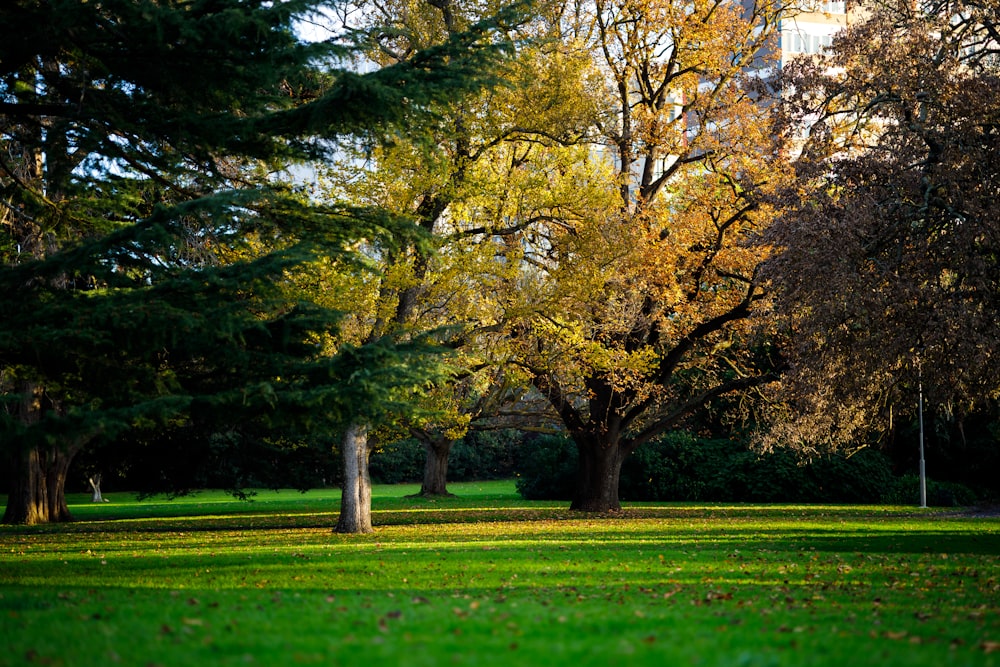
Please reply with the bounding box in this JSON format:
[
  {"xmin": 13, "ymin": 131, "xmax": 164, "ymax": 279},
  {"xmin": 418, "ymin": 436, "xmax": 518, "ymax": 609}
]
[
  {"xmin": 3, "ymin": 443, "xmax": 79, "ymax": 525},
  {"xmin": 335, "ymin": 422, "xmax": 374, "ymax": 534},
  {"xmin": 2, "ymin": 382, "xmax": 81, "ymax": 525},
  {"xmin": 88, "ymin": 474, "xmax": 107, "ymax": 503},
  {"xmin": 417, "ymin": 436, "xmax": 455, "ymax": 497},
  {"xmin": 570, "ymin": 437, "xmax": 626, "ymax": 512}
]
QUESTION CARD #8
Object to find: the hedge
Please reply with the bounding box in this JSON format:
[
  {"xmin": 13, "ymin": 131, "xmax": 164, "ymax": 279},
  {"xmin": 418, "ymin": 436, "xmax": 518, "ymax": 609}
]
[
  {"xmin": 369, "ymin": 430, "xmax": 520, "ymax": 485},
  {"xmin": 514, "ymin": 431, "xmax": 977, "ymax": 506}
]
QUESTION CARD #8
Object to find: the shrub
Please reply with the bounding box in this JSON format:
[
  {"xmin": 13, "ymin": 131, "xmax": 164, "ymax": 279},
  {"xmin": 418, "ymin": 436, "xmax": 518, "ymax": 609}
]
[
  {"xmin": 449, "ymin": 430, "xmax": 520, "ymax": 482},
  {"xmin": 516, "ymin": 431, "xmax": 913, "ymax": 504},
  {"xmin": 369, "ymin": 439, "xmax": 425, "ymax": 485},
  {"xmin": 880, "ymin": 474, "xmax": 978, "ymax": 507},
  {"xmin": 807, "ymin": 448, "xmax": 896, "ymax": 503},
  {"xmin": 514, "ymin": 434, "xmax": 577, "ymax": 500},
  {"xmin": 369, "ymin": 430, "xmax": 522, "ymax": 485},
  {"xmin": 620, "ymin": 433, "xmax": 735, "ymax": 501}
]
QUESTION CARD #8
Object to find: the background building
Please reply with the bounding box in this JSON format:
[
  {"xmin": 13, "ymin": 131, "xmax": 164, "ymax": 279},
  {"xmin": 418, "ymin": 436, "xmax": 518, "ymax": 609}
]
[{"xmin": 779, "ymin": 0, "xmax": 849, "ymax": 65}]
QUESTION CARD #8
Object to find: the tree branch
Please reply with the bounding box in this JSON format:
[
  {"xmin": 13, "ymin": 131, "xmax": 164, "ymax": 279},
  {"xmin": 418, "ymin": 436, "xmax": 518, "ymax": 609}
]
[{"xmin": 626, "ymin": 369, "xmax": 781, "ymax": 453}]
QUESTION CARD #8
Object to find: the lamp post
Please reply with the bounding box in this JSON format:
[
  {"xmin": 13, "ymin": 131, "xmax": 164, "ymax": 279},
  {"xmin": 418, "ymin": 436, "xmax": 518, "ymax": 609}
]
[{"xmin": 918, "ymin": 360, "xmax": 927, "ymax": 509}]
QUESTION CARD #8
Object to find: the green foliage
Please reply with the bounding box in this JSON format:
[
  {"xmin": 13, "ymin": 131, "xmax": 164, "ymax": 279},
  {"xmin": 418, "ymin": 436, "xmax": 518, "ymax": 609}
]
[
  {"xmin": 0, "ymin": 1, "xmax": 347, "ymax": 471},
  {"xmin": 369, "ymin": 439, "xmax": 427, "ymax": 485},
  {"xmin": 514, "ymin": 434, "xmax": 578, "ymax": 500},
  {"xmin": 515, "ymin": 431, "xmax": 976, "ymax": 505},
  {"xmin": 880, "ymin": 475, "xmax": 979, "ymax": 508},
  {"xmin": 0, "ymin": 488, "xmax": 998, "ymax": 666},
  {"xmin": 2, "ymin": 0, "xmax": 526, "ymax": 522},
  {"xmin": 369, "ymin": 430, "xmax": 521, "ymax": 485},
  {"xmin": 448, "ymin": 430, "xmax": 519, "ymax": 482}
]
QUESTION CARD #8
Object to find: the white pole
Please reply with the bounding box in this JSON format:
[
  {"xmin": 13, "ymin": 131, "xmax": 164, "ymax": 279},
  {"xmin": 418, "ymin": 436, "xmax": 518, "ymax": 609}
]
[{"xmin": 918, "ymin": 362, "xmax": 927, "ymax": 508}]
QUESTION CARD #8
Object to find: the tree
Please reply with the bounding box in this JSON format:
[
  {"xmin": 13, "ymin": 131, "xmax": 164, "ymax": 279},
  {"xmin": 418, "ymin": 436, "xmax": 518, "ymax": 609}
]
[
  {"xmin": 1, "ymin": 0, "xmax": 321, "ymax": 524},
  {"xmin": 762, "ymin": 0, "xmax": 1000, "ymax": 451},
  {"xmin": 1, "ymin": 0, "xmax": 517, "ymax": 524},
  {"xmin": 315, "ymin": 0, "xmax": 600, "ymax": 527},
  {"xmin": 502, "ymin": 0, "xmax": 788, "ymax": 511},
  {"xmin": 397, "ymin": 363, "xmax": 529, "ymax": 497}
]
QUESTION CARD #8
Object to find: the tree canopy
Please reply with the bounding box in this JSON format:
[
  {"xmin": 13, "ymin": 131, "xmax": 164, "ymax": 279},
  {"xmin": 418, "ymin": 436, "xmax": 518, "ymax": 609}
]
[
  {"xmin": 0, "ymin": 0, "xmax": 519, "ymax": 524},
  {"xmin": 493, "ymin": 0, "xmax": 789, "ymax": 511},
  {"xmin": 6, "ymin": 0, "xmax": 995, "ymax": 525},
  {"xmin": 763, "ymin": 0, "xmax": 1000, "ymax": 450}
]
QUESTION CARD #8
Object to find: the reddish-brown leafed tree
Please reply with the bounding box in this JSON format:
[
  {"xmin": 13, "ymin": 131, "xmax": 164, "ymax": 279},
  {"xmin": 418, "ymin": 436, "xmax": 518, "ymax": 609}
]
[{"xmin": 763, "ymin": 0, "xmax": 1000, "ymax": 449}]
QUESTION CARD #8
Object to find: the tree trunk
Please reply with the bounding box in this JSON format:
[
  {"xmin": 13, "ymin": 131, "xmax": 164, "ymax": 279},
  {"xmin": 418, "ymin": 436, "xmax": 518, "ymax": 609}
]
[
  {"xmin": 570, "ymin": 436, "xmax": 626, "ymax": 512},
  {"xmin": 335, "ymin": 422, "xmax": 374, "ymax": 534},
  {"xmin": 88, "ymin": 474, "xmax": 107, "ymax": 503},
  {"xmin": 417, "ymin": 436, "xmax": 456, "ymax": 497},
  {"xmin": 2, "ymin": 381, "xmax": 81, "ymax": 525},
  {"xmin": 3, "ymin": 443, "xmax": 79, "ymax": 525}
]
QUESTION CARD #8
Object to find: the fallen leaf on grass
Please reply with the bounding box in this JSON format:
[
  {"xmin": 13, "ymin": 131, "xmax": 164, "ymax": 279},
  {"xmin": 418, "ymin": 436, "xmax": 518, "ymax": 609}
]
[{"xmin": 981, "ymin": 641, "xmax": 1000, "ymax": 654}]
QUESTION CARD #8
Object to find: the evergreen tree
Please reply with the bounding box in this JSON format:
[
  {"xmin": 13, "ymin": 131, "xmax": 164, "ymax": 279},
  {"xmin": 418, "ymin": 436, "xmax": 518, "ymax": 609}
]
[{"xmin": 0, "ymin": 0, "xmax": 517, "ymax": 524}]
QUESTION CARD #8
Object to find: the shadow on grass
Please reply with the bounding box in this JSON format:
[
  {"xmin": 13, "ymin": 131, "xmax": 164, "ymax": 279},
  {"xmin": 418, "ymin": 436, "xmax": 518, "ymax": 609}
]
[{"xmin": 4, "ymin": 510, "xmax": 998, "ymax": 557}]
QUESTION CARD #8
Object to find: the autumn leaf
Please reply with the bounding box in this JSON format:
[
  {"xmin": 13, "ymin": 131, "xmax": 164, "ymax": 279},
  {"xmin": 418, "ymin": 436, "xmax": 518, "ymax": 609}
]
[{"xmin": 706, "ymin": 591, "xmax": 734, "ymax": 602}]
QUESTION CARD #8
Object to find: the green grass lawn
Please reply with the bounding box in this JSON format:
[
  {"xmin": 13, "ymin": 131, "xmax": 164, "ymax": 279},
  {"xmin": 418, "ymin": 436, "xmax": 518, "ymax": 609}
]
[{"xmin": 1, "ymin": 481, "xmax": 998, "ymax": 666}]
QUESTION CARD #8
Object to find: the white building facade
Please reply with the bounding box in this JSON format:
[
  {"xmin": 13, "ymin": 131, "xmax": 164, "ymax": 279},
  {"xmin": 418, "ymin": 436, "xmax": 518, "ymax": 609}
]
[{"xmin": 778, "ymin": 0, "xmax": 850, "ymax": 64}]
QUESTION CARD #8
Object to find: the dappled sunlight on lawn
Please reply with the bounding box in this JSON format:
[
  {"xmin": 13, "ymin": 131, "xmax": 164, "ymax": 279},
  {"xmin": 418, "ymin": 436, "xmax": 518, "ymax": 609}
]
[{"xmin": 3, "ymin": 483, "xmax": 998, "ymax": 667}]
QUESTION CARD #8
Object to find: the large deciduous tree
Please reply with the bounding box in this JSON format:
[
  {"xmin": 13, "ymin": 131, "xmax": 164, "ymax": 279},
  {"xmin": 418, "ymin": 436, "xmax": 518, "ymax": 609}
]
[
  {"xmin": 504, "ymin": 0, "xmax": 788, "ymax": 511},
  {"xmin": 0, "ymin": 0, "xmax": 516, "ymax": 524},
  {"xmin": 318, "ymin": 0, "xmax": 599, "ymax": 528},
  {"xmin": 762, "ymin": 0, "xmax": 1000, "ymax": 450}
]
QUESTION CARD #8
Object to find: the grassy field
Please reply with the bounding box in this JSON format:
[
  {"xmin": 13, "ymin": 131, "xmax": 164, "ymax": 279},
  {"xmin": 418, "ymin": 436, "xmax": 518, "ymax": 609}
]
[{"xmin": 1, "ymin": 481, "xmax": 998, "ymax": 666}]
